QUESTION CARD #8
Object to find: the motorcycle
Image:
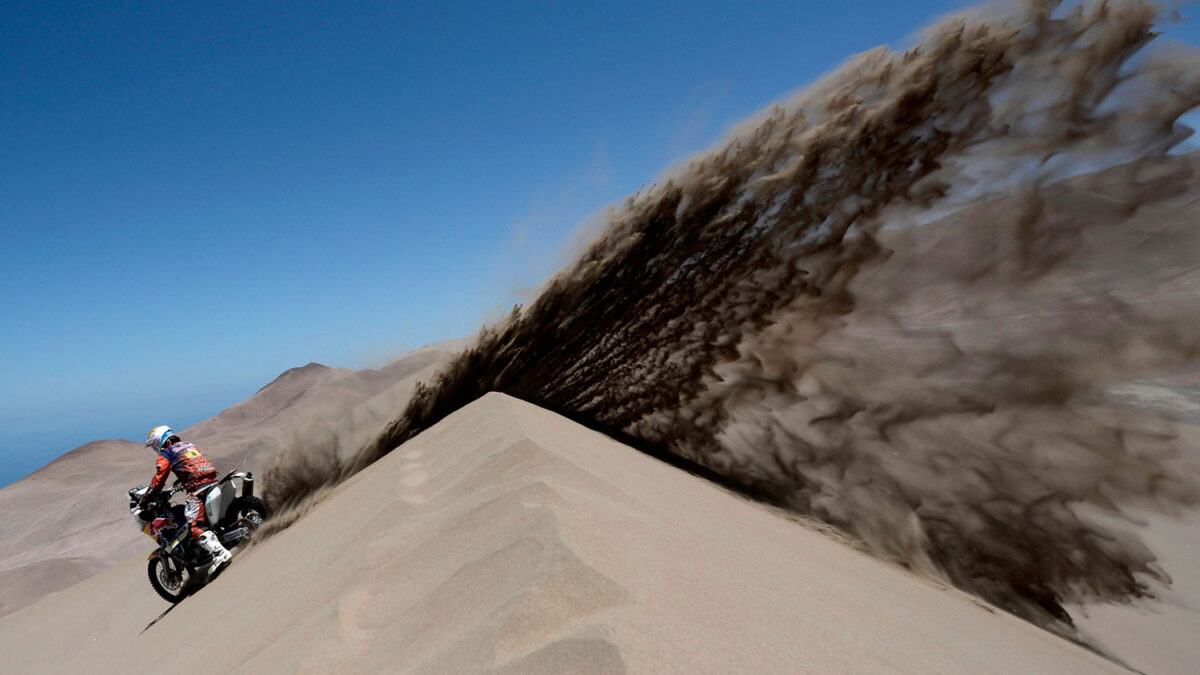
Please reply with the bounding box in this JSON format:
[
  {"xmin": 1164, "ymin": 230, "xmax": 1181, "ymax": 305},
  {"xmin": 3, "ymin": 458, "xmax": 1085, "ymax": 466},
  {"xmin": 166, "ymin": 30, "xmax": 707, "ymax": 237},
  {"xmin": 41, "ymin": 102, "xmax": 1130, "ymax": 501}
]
[{"xmin": 128, "ymin": 470, "xmax": 267, "ymax": 603}]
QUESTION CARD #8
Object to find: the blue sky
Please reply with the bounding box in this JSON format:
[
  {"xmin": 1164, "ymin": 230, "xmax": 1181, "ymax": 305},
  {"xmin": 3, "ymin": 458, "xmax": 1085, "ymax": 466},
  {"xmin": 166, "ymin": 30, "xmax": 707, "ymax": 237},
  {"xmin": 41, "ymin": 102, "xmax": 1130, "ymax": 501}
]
[{"xmin": 3, "ymin": 1, "xmax": 1199, "ymax": 486}]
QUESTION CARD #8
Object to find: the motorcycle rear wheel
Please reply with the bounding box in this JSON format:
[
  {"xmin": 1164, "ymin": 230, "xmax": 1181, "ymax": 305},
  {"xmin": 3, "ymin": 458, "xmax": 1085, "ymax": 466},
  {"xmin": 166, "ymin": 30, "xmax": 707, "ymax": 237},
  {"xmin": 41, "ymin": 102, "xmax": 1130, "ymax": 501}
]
[
  {"xmin": 148, "ymin": 556, "xmax": 193, "ymax": 603},
  {"xmin": 233, "ymin": 496, "xmax": 267, "ymax": 532}
]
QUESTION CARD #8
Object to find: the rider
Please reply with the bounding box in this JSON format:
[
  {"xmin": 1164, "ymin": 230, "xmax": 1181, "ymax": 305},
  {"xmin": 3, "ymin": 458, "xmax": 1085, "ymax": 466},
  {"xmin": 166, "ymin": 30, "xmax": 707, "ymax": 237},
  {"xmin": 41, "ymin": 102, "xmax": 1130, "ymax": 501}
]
[{"xmin": 139, "ymin": 425, "xmax": 232, "ymax": 574}]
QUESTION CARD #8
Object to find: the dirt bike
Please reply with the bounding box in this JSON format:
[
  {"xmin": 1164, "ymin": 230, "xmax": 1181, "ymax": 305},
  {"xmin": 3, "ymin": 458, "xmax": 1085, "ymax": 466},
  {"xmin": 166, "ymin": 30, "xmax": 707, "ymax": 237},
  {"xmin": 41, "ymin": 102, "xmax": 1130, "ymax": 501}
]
[{"xmin": 127, "ymin": 470, "xmax": 266, "ymax": 603}]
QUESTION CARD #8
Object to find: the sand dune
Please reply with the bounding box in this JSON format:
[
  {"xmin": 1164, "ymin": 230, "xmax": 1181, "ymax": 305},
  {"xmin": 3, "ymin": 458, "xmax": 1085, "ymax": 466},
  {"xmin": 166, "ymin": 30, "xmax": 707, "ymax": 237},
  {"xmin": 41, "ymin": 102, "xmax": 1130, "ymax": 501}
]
[{"xmin": 1, "ymin": 394, "xmax": 1119, "ymax": 673}]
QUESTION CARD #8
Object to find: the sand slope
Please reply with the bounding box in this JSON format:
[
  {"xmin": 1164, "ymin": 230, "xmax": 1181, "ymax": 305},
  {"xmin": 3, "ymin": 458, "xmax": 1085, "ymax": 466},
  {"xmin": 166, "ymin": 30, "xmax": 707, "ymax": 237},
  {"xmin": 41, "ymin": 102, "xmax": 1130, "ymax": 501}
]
[
  {"xmin": 1, "ymin": 393, "xmax": 1119, "ymax": 673},
  {"xmin": 0, "ymin": 345, "xmax": 452, "ymax": 617}
]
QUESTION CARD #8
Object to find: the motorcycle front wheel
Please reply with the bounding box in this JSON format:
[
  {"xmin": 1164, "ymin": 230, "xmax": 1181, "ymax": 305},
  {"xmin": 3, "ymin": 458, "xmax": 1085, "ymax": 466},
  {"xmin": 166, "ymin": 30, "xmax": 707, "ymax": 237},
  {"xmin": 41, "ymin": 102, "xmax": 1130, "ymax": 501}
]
[{"xmin": 148, "ymin": 556, "xmax": 193, "ymax": 603}]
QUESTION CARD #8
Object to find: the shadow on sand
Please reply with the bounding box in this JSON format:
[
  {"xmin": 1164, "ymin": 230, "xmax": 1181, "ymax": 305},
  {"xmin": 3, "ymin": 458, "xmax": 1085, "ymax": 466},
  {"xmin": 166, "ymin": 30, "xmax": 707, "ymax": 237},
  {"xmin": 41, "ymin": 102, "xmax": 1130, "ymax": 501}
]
[{"xmin": 140, "ymin": 602, "xmax": 180, "ymax": 634}]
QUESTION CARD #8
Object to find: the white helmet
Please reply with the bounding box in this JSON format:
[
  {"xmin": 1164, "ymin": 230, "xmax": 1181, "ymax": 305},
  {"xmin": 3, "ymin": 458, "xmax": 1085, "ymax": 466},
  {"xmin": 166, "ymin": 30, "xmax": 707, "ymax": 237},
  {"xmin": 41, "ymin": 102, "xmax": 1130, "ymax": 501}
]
[{"xmin": 145, "ymin": 425, "xmax": 174, "ymax": 451}]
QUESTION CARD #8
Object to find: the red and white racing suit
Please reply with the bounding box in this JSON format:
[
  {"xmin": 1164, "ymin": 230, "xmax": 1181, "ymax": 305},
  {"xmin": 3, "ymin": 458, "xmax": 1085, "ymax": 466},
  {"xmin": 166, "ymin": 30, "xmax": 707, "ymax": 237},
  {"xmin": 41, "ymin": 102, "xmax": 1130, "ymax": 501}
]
[{"xmin": 144, "ymin": 440, "xmax": 219, "ymax": 540}]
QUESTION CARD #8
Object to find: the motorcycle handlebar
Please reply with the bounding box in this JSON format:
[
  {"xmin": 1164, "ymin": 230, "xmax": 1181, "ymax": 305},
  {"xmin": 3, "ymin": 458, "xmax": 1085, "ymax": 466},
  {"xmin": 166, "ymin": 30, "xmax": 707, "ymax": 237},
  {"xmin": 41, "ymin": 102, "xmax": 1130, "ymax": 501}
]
[{"xmin": 145, "ymin": 485, "xmax": 183, "ymax": 502}]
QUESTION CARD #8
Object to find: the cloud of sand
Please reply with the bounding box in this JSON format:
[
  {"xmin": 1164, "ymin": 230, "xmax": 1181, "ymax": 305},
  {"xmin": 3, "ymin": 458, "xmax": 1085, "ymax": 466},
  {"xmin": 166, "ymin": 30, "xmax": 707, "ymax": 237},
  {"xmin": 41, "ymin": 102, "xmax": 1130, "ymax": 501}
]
[{"xmin": 265, "ymin": 0, "xmax": 1200, "ymax": 631}]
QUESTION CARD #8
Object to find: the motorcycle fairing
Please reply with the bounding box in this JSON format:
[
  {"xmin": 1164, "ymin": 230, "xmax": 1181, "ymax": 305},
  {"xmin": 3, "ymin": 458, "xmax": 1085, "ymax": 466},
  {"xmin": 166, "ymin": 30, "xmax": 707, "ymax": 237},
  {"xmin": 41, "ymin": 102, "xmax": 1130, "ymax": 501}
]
[{"xmin": 203, "ymin": 484, "xmax": 236, "ymax": 524}]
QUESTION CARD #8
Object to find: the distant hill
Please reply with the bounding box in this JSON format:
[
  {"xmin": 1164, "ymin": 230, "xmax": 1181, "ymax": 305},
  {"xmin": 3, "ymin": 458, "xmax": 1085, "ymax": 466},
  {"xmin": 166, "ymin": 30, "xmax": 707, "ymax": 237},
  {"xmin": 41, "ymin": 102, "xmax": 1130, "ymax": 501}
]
[{"xmin": 0, "ymin": 343, "xmax": 457, "ymax": 617}]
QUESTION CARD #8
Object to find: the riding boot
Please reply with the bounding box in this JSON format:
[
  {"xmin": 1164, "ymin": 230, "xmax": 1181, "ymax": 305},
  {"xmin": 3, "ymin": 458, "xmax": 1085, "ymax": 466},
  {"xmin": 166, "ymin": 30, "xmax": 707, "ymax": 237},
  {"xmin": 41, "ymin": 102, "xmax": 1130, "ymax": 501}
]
[{"xmin": 198, "ymin": 530, "xmax": 232, "ymax": 575}]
